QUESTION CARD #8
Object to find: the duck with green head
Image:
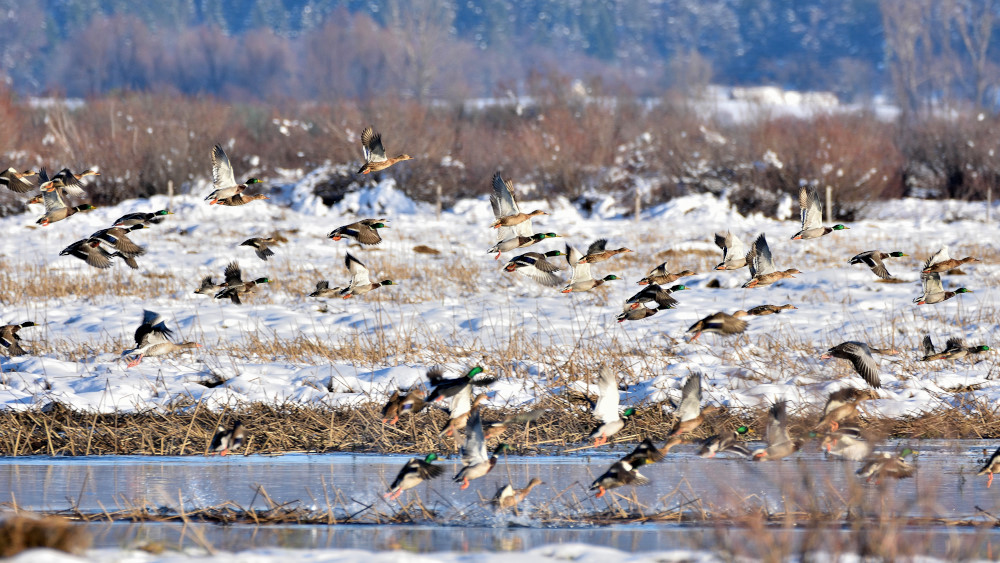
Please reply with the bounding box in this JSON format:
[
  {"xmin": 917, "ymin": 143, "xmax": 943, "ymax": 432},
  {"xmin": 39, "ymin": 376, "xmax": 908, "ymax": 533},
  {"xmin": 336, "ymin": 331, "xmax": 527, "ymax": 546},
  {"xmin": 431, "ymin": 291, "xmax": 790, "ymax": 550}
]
[
  {"xmin": 791, "ymin": 185, "xmax": 849, "ymax": 239},
  {"xmin": 489, "ymin": 232, "xmax": 560, "ymax": 260},
  {"xmin": 205, "ymin": 144, "xmax": 262, "ymax": 204},
  {"xmin": 328, "ymin": 218, "xmax": 390, "ymax": 245},
  {"xmin": 504, "ymin": 249, "xmax": 566, "ymax": 287},
  {"xmin": 848, "ymin": 250, "xmax": 908, "ymax": 280},
  {"xmin": 921, "ymin": 335, "xmax": 991, "ymax": 361},
  {"xmin": 697, "ymin": 427, "xmax": 751, "ymax": 458},
  {"xmin": 214, "ymin": 261, "xmax": 272, "ymax": 305},
  {"xmin": 113, "ymin": 209, "xmax": 173, "ymax": 228},
  {"xmin": 385, "ymin": 453, "xmax": 444, "ymax": 500},
  {"xmin": 339, "ymin": 253, "xmax": 395, "ymax": 298},
  {"xmin": 625, "ymin": 283, "xmax": 688, "ymax": 310},
  {"xmin": 915, "ymin": 262, "xmax": 972, "ymax": 305},
  {"xmin": 425, "ymin": 366, "xmax": 496, "ymax": 404},
  {"xmin": 562, "ymin": 244, "xmax": 621, "ymax": 293}
]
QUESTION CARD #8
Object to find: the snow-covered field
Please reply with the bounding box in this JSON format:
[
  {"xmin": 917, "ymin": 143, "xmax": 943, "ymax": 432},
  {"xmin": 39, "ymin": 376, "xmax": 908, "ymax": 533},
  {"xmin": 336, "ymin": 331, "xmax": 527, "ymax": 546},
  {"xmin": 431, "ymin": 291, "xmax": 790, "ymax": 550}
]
[{"xmin": 0, "ymin": 173, "xmax": 997, "ymax": 420}]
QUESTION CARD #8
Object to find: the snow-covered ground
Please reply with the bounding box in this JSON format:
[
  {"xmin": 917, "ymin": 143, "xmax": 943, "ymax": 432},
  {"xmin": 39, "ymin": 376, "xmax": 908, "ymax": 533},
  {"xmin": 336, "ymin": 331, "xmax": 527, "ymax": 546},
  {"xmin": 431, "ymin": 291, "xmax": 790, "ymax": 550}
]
[{"xmin": 0, "ymin": 173, "xmax": 997, "ymax": 420}]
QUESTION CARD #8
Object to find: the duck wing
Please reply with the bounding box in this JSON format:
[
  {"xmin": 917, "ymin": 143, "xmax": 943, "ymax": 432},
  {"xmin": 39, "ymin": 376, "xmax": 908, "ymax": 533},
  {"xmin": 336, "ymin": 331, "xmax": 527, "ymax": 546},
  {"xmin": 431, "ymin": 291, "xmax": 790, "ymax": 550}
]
[
  {"xmin": 345, "ymin": 252, "xmax": 372, "ymax": 288},
  {"xmin": 767, "ymin": 400, "xmax": 792, "ymax": 447},
  {"xmin": 223, "ymin": 261, "xmax": 244, "ymax": 287},
  {"xmin": 676, "ymin": 372, "xmax": 702, "ymax": 423},
  {"xmin": 746, "ymin": 233, "xmax": 776, "ymax": 277},
  {"xmin": 593, "ymin": 366, "xmax": 621, "ymax": 424},
  {"xmin": 926, "ymin": 246, "xmax": 951, "ymax": 268},
  {"xmin": 211, "ymin": 144, "xmax": 237, "ymax": 190},
  {"xmin": 361, "ymin": 127, "xmax": 387, "ymax": 163},
  {"xmin": 799, "ymin": 185, "xmax": 823, "ymax": 231},
  {"xmin": 460, "ymin": 408, "xmax": 489, "ymax": 466}
]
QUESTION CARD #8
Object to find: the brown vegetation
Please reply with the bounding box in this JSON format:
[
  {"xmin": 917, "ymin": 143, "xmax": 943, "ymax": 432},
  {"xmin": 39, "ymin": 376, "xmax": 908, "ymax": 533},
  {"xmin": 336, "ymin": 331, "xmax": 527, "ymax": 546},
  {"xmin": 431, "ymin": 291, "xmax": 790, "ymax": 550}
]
[
  {"xmin": 1, "ymin": 397, "xmax": 999, "ymax": 457},
  {"xmin": 0, "ymin": 515, "xmax": 91, "ymax": 557},
  {"xmin": 2, "ymin": 77, "xmax": 998, "ymax": 219}
]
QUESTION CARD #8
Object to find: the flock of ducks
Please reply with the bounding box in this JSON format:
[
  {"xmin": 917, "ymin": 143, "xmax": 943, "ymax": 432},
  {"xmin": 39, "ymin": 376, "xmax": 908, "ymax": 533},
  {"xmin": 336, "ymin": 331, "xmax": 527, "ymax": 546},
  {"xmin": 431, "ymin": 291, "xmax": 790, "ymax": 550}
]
[{"xmin": 1, "ymin": 127, "xmax": 997, "ymax": 505}]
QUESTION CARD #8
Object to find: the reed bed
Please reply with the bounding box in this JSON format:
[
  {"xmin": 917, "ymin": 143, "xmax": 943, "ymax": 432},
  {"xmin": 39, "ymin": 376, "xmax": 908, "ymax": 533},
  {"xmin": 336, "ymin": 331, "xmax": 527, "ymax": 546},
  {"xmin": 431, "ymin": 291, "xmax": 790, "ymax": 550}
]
[{"xmin": 1, "ymin": 397, "xmax": 999, "ymax": 457}]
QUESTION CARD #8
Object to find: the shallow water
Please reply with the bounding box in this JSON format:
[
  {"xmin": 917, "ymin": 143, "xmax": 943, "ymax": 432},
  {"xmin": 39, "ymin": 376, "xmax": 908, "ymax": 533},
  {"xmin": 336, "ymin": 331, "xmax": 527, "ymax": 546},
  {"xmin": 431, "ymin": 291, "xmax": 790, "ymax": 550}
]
[{"xmin": 2, "ymin": 440, "xmax": 1000, "ymax": 557}]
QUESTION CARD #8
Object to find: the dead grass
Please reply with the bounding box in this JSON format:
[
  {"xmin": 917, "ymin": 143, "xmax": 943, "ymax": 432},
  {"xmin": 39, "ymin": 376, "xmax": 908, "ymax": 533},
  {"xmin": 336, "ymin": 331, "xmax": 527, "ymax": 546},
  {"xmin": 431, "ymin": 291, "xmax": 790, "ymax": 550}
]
[
  {"xmin": 0, "ymin": 515, "xmax": 91, "ymax": 557},
  {"xmin": 1, "ymin": 396, "xmax": 1000, "ymax": 457}
]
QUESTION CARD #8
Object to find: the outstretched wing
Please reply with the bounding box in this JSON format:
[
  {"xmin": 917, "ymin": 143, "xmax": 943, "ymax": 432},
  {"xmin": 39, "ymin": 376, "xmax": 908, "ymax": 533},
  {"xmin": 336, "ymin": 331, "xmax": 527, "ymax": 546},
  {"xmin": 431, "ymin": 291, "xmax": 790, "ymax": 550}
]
[
  {"xmin": 800, "ymin": 185, "xmax": 823, "ymax": 231},
  {"xmin": 211, "ymin": 144, "xmax": 236, "ymax": 189},
  {"xmin": 676, "ymin": 372, "xmax": 702, "ymax": 422},
  {"xmin": 592, "ymin": 366, "xmax": 621, "ymax": 424},
  {"xmin": 361, "ymin": 127, "xmax": 387, "ymax": 163}
]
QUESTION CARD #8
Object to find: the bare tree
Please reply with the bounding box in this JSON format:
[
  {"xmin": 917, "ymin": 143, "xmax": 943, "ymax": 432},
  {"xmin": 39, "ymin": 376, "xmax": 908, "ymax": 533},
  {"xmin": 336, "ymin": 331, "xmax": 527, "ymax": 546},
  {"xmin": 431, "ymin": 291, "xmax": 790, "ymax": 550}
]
[{"xmin": 948, "ymin": 0, "xmax": 997, "ymax": 108}]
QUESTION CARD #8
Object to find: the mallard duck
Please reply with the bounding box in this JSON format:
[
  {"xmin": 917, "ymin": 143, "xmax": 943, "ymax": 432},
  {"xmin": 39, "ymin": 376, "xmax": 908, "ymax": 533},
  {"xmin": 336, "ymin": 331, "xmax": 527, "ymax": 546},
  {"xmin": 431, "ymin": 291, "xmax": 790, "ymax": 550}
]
[
  {"xmin": 440, "ymin": 392, "xmax": 489, "ymax": 437},
  {"xmin": 194, "ymin": 276, "xmax": 223, "ymax": 295},
  {"xmin": 857, "ymin": 448, "xmax": 915, "ymax": 482},
  {"xmin": 493, "ymin": 478, "xmax": 543, "ymax": 509},
  {"xmin": 791, "ymin": 185, "xmax": 849, "ymax": 239},
  {"xmin": 483, "ymin": 408, "xmax": 546, "ymax": 441},
  {"xmin": 503, "ymin": 250, "xmax": 566, "ymax": 287},
  {"xmin": 112, "ymin": 209, "xmax": 173, "ymax": 227},
  {"xmin": 814, "ymin": 387, "xmax": 876, "ymax": 432},
  {"xmin": 561, "ymin": 245, "xmax": 620, "ymax": 293},
  {"xmin": 35, "ymin": 181, "xmax": 96, "ymax": 225},
  {"xmin": 697, "ymin": 428, "xmax": 751, "ymax": 458},
  {"xmin": 714, "ymin": 231, "xmax": 748, "ymax": 270},
  {"xmin": 214, "ymin": 193, "xmax": 269, "ymax": 206},
  {"xmin": 0, "ymin": 168, "xmax": 36, "ymax": 193},
  {"xmin": 621, "ymin": 438, "xmax": 667, "ymax": 467},
  {"xmin": 339, "ymin": 253, "xmax": 394, "ymax": 298},
  {"xmin": 357, "ymin": 126, "xmax": 413, "ymax": 174},
  {"xmin": 454, "ymin": 409, "xmax": 508, "ymax": 489},
  {"xmin": 741, "ymin": 304, "xmax": 796, "ymax": 316},
  {"xmin": 240, "ymin": 237, "xmax": 277, "ymax": 261},
  {"xmin": 914, "ymin": 265, "xmax": 972, "ymax": 305},
  {"xmin": 587, "ymin": 366, "xmax": 634, "ymax": 446},
  {"xmin": 209, "ymin": 421, "xmax": 245, "ymax": 456},
  {"xmin": 385, "ymin": 454, "xmax": 444, "ymax": 500},
  {"xmin": 123, "ymin": 310, "xmax": 200, "ymax": 368},
  {"xmin": 308, "ymin": 280, "xmax": 342, "ymax": 298},
  {"xmin": 743, "ymin": 233, "xmax": 800, "ymax": 288},
  {"xmin": 821, "ymin": 342, "xmax": 887, "ymax": 389},
  {"xmin": 0, "ymin": 321, "xmax": 37, "ymax": 356},
  {"xmin": 977, "ymin": 447, "xmax": 1000, "ymax": 488},
  {"xmin": 625, "ymin": 283, "xmax": 688, "ymax": 310},
  {"xmin": 214, "ymin": 261, "xmax": 271, "ymax": 305},
  {"xmin": 638, "ymin": 263, "xmax": 695, "ymax": 285},
  {"xmin": 752, "ymin": 400, "xmax": 802, "ymax": 461},
  {"xmin": 578, "ymin": 239, "xmax": 633, "ymax": 264},
  {"xmin": 921, "ymin": 335, "xmax": 991, "ymax": 361},
  {"xmin": 590, "ymin": 460, "xmax": 649, "ymax": 498},
  {"xmin": 382, "ymin": 389, "xmax": 426, "ymax": 425},
  {"xmin": 425, "ymin": 366, "xmax": 497, "ymax": 404},
  {"xmin": 616, "ymin": 303, "xmax": 659, "ymax": 322},
  {"xmin": 40, "ymin": 168, "xmax": 98, "ymax": 194},
  {"xmin": 686, "ymin": 312, "xmax": 748, "ymax": 342},
  {"xmin": 205, "ymin": 144, "xmax": 262, "ymax": 204},
  {"xmin": 820, "ymin": 425, "xmax": 875, "ymax": 461},
  {"xmin": 849, "ymin": 250, "xmax": 907, "ymax": 280},
  {"xmin": 89, "ymin": 225, "xmax": 146, "ymax": 258},
  {"xmin": 921, "ymin": 246, "xmax": 980, "ymax": 274},
  {"xmin": 328, "ymin": 218, "xmax": 389, "ymax": 245},
  {"xmin": 489, "ymin": 232, "xmax": 560, "ymax": 260},
  {"xmin": 668, "ymin": 372, "xmax": 719, "ymax": 436},
  {"xmin": 60, "ymin": 239, "xmax": 137, "ymax": 269},
  {"xmin": 489, "ymin": 172, "xmax": 547, "ymax": 228}
]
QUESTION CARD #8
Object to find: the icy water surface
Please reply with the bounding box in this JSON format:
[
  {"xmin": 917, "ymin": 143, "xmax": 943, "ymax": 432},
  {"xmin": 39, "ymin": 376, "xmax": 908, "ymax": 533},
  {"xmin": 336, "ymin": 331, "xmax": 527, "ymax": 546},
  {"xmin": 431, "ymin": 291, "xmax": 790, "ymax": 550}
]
[{"xmin": 2, "ymin": 440, "xmax": 1000, "ymax": 557}]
